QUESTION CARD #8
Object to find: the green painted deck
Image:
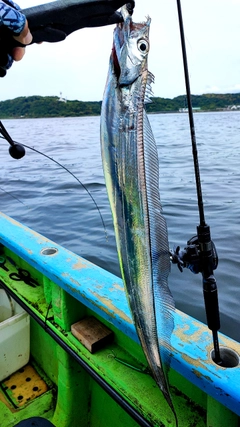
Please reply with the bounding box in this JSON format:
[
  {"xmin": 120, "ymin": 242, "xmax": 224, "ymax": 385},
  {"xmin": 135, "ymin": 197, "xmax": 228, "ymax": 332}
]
[{"xmin": 0, "ymin": 212, "xmax": 239, "ymax": 427}]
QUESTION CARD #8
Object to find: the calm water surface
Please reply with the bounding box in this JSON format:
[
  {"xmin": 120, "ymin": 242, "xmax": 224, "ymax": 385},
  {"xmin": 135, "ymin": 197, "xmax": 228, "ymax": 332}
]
[{"xmin": 1, "ymin": 112, "xmax": 240, "ymax": 341}]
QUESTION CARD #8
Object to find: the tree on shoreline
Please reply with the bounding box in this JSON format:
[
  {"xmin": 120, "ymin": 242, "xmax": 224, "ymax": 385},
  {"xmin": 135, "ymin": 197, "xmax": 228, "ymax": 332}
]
[{"xmin": 1, "ymin": 94, "xmax": 240, "ymax": 118}]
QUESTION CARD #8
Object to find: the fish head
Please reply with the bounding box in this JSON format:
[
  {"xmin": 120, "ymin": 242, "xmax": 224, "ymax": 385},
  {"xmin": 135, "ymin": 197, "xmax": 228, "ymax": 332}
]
[{"xmin": 112, "ymin": 6, "xmax": 151, "ymax": 87}]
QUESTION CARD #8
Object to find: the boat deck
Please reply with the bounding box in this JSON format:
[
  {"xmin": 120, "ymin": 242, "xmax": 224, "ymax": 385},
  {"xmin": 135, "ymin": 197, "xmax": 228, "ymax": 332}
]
[{"xmin": 0, "ymin": 212, "xmax": 239, "ymax": 427}]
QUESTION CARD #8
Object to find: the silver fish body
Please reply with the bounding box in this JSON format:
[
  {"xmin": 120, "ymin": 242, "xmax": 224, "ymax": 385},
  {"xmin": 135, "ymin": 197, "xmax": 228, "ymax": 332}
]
[{"xmin": 100, "ymin": 7, "xmax": 176, "ymax": 419}]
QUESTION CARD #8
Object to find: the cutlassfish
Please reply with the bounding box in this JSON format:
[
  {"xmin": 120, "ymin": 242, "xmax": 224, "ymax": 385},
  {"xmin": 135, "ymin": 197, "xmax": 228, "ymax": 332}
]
[{"xmin": 100, "ymin": 5, "xmax": 177, "ymax": 423}]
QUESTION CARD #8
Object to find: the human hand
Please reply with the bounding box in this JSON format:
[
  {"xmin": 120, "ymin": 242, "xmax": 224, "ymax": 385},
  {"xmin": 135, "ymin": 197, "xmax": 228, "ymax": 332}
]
[
  {"xmin": 0, "ymin": 0, "xmax": 32, "ymax": 77},
  {"xmin": 0, "ymin": 0, "xmax": 135, "ymax": 75},
  {"xmin": 21, "ymin": 0, "xmax": 135, "ymax": 44}
]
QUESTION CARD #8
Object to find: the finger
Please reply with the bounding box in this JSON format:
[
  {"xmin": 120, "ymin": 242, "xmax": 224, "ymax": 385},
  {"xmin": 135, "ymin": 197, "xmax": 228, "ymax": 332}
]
[
  {"xmin": 13, "ymin": 21, "xmax": 32, "ymax": 45},
  {"xmin": 0, "ymin": 46, "xmax": 13, "ymax": 69},
  {"xmin": 11, "ymin": 46, "xmax": 25, "ymax": 61},
  {"xmin": 0, "ymin": 68, "xmax": 7, "ymax": 77}
]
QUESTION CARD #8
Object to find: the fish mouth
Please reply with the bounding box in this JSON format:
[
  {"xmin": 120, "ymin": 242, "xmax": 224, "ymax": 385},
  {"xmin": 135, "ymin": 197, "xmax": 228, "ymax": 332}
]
[
  {"xmin": 112, "ymin": 43, "xmax": 135, "ymax": 86},
  {"xmin": 112, "ymin": 23, "xmax": 138, "ymax": 86},
  {"xmin": 112, "ymin": 21, "xmax": 127, "ymax": 80},
  {"xmin": 112, "ymin": 5, "xmax": 133, "ymax": 84},
  {"xmin": 112, "ymin": 44, "xmax": 121, "ymax": 80},
  {"xmin": 111, "ymin": 7, "xmax": 151, "ymax": 87}
]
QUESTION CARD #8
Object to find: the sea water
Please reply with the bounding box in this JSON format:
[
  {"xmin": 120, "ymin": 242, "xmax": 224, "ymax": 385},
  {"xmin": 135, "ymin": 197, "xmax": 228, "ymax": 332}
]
[{"xmin": 1, "ymin": 112, "xmax": 240, "ymax": 341}]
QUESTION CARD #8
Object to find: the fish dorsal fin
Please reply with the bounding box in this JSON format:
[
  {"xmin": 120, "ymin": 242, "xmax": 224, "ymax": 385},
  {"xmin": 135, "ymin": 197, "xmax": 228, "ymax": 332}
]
[
  {"xmin": 144, "ymin": 71, "xmax": 155, "ymax": 104},
  {"xmin": 142, "ymin": 106, "xmax": 175, "ymax": 406}
]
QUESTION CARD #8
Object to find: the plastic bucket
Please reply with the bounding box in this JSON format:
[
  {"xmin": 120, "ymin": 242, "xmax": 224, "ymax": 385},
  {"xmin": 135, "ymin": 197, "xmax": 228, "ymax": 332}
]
[{"xmin": 0, "ymin": 289, "xmax": 30, "ymax": 381}]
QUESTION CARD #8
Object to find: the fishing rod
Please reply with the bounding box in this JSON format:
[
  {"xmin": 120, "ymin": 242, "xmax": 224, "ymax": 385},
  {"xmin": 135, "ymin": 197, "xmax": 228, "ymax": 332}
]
[{"xmin": 174, "ymin": 0, "xmax": 222, "ymax": 365}]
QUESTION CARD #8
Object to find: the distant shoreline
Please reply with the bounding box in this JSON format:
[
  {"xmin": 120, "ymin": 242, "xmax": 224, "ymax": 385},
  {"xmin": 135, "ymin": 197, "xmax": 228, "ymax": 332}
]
[
  {"xmin": 3, "ymin": 110, "xmax": 240, "ymax": 121},
  {"xmin": 1, "ymin": 94, "xmax": 240, "ymax": 119}
]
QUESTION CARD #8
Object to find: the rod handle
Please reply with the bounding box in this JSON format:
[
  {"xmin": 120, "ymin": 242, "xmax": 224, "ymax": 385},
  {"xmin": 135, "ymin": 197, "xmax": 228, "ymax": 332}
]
[{"xmin": 203, "ymin": 278, "xmax": 221, "ymax": 331}]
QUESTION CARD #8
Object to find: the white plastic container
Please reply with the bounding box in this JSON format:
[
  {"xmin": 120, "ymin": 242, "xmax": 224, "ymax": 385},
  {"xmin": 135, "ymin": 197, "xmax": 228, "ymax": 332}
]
[{"xmin": 0, "ymin": 289, "xmax": 30, "ymax": 381}]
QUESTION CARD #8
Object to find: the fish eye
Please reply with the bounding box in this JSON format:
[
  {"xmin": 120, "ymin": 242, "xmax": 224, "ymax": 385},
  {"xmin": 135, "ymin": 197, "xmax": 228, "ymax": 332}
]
[{"xmin": 137, "ymin": 39, "xmax": 149, "ymax": 53}]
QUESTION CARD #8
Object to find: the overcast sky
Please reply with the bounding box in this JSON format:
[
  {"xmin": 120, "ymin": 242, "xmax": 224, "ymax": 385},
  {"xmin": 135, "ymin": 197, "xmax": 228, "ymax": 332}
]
[{"xmin": 1, "ymin": 0, "xmax": 240, "ymax": 101}]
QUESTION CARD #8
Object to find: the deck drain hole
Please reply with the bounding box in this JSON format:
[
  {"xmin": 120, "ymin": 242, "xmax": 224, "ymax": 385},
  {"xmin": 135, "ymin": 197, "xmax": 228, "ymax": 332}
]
[
  {"xmin": 11, "ymin": 385, "xmax": 16, "ymax": 390},
  {"xmin": 17, "ymin": 395, "xmax": 23, "ymax": 401},
  {"xmin": 33, "ymin": 386, "xmax": 39, "ymax": 391},
  {"xmin": 26, "ymin": 377, "xmax": 31, "ymax": 382},
  {"xmin": 41, "ymin": 247, "xmax": 58, "ymax": 256},
  {"xmin": 211, "ymin": 347, "xmax": 239, "ymax": 368}
]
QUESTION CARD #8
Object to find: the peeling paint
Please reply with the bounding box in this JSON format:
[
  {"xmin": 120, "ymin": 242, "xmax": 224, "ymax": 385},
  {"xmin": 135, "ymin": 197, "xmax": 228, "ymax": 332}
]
[
  {"xmin": 90, "ymin": 290, "xmax": 132, "ymax": 324},
  {"xmin": 72, "ymin": 260, "xmax": 88, "ymax": 270},
  {"xmin": 26, "ymin": 249, "xmax": 33, "ymax": 255},
  {"xmin": 182, "ymin": 353, "xmax": 200, "ymax": 366},
  {"xmin": 69, "ymin": 277, "xmax": 81, "ymax": 287},
  {"xmin": 192, "ymin": 369, "xmax": 213, "ymax": 383},
  {"xmin": 2, "ymin": 212, "xmax": 240, "ymax": 418},
  {"xmin": 109, "ymin": 283, "xmax": 125, "ymax": 292},
  {"xmin": 192, "ymin": 368, "xmax": 202, "ymax": 379},
  {"xmin": 175, "ymin": 322, "xmax": 191, "ymax": 338}
]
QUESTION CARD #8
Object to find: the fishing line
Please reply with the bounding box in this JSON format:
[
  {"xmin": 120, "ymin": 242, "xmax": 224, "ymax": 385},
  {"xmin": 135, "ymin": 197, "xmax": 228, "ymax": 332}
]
[
  {"xmin": 108, "ymin": 351, "xmax": 150, "ymax": 374},
  {"xmin": 0, "ymin": 134, "xmax": 107, "ymax": 239},
  {"xmin": 0, "ymin": 185, "xmax": 27, "ymax": 206},
  {"xmin": 176, "ymin": 0, "xmax": 222, "ymax": 365}
]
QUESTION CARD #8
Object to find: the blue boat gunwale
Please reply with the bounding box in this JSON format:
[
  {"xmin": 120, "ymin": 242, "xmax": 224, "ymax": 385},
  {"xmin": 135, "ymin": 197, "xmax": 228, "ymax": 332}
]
[{"xmin": 0, "ymin": 211, "xmax": 240, "ymax": 418}]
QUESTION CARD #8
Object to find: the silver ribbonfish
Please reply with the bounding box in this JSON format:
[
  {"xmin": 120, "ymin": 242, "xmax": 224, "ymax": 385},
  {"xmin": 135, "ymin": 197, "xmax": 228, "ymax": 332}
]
[{"xmin": 100, "ymin": 5, "xmax": 177, "ymax": 423}]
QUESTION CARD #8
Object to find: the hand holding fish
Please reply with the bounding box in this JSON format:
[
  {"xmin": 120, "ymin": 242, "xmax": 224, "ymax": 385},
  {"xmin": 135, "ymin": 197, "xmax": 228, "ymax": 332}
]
[
  {"xmin": 0, "ymin": 0, "xmax": 32, "ymax": 76},
  {"xmin": 21, "ymin": 0, "xmax": 135, "ymax": 44},
  {"xmin": 0, "ymin": 0, "xmax": 135, "ymax": 77}
]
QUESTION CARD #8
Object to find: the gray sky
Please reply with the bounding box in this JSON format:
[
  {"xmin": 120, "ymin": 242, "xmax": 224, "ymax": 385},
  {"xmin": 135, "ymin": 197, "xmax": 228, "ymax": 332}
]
[{"xmin": 1, "ymin": 0, "xmax": 240, "ymax": 101}]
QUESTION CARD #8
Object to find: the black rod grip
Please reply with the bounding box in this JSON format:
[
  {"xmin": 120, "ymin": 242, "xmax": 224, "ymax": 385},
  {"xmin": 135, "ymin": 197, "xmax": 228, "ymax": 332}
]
[
  {"xmin": 197, "ymin": 224, "xmax": 221, "ymax": 331},
  {"xmin": 0, "ymin": 0, "xmax": 128, "ymax": 48},
  {"xmin": 203, "ymin": 278, "xmax": 220, "ymax": 331}
]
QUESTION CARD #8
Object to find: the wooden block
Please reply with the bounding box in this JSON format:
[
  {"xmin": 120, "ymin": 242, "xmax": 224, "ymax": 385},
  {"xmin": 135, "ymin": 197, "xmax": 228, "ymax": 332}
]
[{"xmin": 71, "ymin": 316, "xmax": 114, "ymax": 353}]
